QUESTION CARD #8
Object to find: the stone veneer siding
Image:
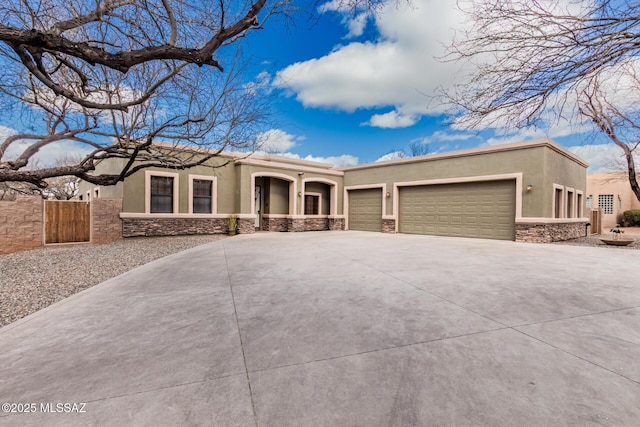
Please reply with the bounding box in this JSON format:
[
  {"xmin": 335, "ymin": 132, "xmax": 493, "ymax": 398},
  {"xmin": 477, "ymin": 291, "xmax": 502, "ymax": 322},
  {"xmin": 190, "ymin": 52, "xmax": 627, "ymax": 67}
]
[
  {"xmin": 382, "ymin": 219, "xmax": 396, "ymax": 233},
  {"xmin": 303, "ymin": 218, "xmax": 329, "ymax": 231},
  {"xmin": 515, "ymin": 222, "xmax": 587, "ymax": 243},
  {"xmin": 329, "ymin": 217, "xmax": 345, "ymax": 231},
  {"xmin": 122, "ymin": 217, "xmax": 228, "ymax": 237},
  {"xmin": 0, "ymin": 195, "xmax": 43, "ymax": 255},
  {"xmin": 92, "ymin": 199, "xmax": 123, "ymax": 244},
  {"xmin": 237, "ymin": 218, "xmax": 256, "ymax": 234},
  {"xmin": 287, "ymin": 218, "xmax": 305, "ymax": 232},
  {"xmin": 262, "ymin": 217, "xmax": 288, "ymax": 232}
]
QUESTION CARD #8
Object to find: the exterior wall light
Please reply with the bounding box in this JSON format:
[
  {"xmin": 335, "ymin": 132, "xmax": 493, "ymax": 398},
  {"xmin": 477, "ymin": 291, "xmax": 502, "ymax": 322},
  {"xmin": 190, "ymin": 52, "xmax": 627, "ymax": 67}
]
[
  {"xmin": 298, "ymin": 192, "xmax": 302, "ymax": 196},
  {"xmin": 526, "ymin": 184, "xmax": 533, "ymax": 191},
  {"xmin": 386, "ymin": 192, "xmax": 391, "ymax": 197}
]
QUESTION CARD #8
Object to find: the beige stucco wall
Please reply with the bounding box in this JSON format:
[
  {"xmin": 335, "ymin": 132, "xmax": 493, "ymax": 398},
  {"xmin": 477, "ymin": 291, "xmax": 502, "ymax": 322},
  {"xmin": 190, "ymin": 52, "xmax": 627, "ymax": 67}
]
[
  {"xmin": 78, "ymin": 158, "xmax": 125, "ymax": 200},
  {"xmin": 305, "ymin": 182, "xmax": 331, "ymax": 215},
  {"xmin": 542, "ymin": 148, "xmax": 588, "ymax": 217},
  {"xmin": 235, "ymin": 162, "xmax": 344, "ymax": 216},
  {"xmin": 121, "ymin": 156, "xmax": 234, "ymax": 214},
  {"xmin": 341, "ymin": 141, "xmax": 586, "ymax": 219},
  {"xmin": 587, "ymin": 172, "xmax": 640, "ymax": 227}
]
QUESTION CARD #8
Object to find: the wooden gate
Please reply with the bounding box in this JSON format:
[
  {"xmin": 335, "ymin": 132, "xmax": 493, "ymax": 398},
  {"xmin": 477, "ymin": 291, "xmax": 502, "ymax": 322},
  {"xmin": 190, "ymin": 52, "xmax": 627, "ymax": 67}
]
[
  {"xmin": 45, "ymin": 201, "xmax": 91, "ymax": 244},
  {"xmin": 588, "ymin": 208, "xmax": 603, "ymax": 235}
]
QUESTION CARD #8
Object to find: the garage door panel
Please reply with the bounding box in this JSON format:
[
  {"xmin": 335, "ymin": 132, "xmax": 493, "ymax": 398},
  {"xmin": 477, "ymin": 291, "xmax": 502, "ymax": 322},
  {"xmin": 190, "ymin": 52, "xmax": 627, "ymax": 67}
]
[
  {"xmin": 399, "ymin": 181, "xmax": 515, "ymax": 240},
  {"xmin": 348, "ymin": 189, "xmax": 383, "ymax": 232}
]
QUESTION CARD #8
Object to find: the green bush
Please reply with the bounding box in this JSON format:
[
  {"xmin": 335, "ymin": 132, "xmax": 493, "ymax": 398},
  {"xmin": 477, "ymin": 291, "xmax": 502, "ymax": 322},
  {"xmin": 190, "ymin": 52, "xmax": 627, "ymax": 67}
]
[{"xmin": 622, "ymin": 210, "xmax": 640, "ymax": 226}]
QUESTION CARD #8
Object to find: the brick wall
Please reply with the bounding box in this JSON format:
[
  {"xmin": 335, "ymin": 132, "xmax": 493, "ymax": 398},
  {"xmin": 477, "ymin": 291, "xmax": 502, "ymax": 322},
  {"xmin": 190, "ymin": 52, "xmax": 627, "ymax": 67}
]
[
  {"xmin": 122, "ymin": 217, "xmax": 228, "ymax": 237},
  {"xmin": 92, "ymin": 199, "xmax": 123, "ymax": 244},
  {"xmin": 515, "ymin": 222, "xmax": 587, "ymax": 243},
  {"xmin": 0, "ymin": 196, "xmax": 43, "ymax": 255}
]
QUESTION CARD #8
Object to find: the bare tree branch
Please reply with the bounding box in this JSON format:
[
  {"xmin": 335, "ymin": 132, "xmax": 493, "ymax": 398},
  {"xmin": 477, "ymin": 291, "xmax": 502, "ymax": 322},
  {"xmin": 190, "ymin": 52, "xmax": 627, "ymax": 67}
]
[{"xmin": 444, "ymin": 0, "xmax": 640, "ymax": 202}]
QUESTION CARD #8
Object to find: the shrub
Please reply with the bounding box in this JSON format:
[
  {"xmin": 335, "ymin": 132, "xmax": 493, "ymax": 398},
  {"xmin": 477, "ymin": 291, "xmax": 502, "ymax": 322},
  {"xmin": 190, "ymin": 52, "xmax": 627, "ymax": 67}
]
[{"xmin": 622, "ymin": 210, "xmax": 640, "ymax": 227}]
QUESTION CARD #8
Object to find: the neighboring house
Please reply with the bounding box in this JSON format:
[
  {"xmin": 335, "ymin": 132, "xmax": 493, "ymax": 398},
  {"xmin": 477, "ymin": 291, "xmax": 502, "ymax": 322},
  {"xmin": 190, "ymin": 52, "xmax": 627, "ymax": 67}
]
[
  {"xmin": 586, "ymin": 172, "xmax": 640, "ymax": 229},
  {"xmin": 79, "ymin": 138, "xmax": 589, "ymax": 243}
]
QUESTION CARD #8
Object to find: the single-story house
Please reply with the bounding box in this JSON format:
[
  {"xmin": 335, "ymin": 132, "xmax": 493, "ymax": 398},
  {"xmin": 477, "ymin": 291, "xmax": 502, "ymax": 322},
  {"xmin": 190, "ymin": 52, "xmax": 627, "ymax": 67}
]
[
  {"xmin": 79, "ymin": 138, "xmax": 589, "ymax": 243},
  {"xmin": 586, "ymin": 172, "xmax": 640, "ymax": 229}
]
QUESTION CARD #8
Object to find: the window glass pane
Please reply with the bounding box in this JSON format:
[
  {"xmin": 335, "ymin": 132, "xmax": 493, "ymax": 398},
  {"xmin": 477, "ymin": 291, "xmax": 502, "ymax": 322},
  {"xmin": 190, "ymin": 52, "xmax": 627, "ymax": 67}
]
[
  {"xmin": 193, "ymin": 179, "xmax": 212, "ymax": 213},
  {"xmin": 193, "ymin": 180, "xmax": 212, "ymax": 197},
  {"xmin": 305, "ymin": 195, "xmax": 319, "ymax": 215},
  {"xmin": 151, "ymin": 176, "xmax": 173, "ymax": 213},
  {"xmin": 598, "ymin": 194, "xmax": 613, "ymax": 215}
]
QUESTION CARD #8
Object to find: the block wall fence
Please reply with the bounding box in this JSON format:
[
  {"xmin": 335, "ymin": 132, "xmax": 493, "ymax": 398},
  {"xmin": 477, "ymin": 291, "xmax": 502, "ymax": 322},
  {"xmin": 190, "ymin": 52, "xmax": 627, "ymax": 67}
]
[{"xmin": 0, "ymin": 197, "xmax": 123, "ymax": 255}]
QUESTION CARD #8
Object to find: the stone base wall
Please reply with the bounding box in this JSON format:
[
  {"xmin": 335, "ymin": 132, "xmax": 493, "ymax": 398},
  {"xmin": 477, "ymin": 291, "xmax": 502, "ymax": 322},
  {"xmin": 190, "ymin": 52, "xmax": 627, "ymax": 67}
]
[
  {"xmin": 516, "ymin": 222, "xmax": 587, "ymax": 243},
  {"xmin": 0, "ymin": 195, "xmax": 43, "ymax": 255},
  {"xmin": 287, "ymin": 218, "xmax": 305, "ymax": 232},
  {"xmin": 262, "ymin": 217, "xmax": 288, "ymax": 232},
  {"xmin": 123, "ymin": 218, "xmax": 228, "ymax": 237},
  {"xmin": 237, "ymin": 218, "xmax": 256, "ymax": 234},
  {"xmin": 329, "ymin": 217, "xmax": 345, "ymax": 231},
  {"xmin": 304, "ymin": 218, "xmax": 329, "ymax": 231},
  {"xmin": 92, "ymin": 199, "xmax": 123, "ymax": 244},
  {"xmin": 382, "ymin": 219, "xmax": 396, "ymax": 233}
]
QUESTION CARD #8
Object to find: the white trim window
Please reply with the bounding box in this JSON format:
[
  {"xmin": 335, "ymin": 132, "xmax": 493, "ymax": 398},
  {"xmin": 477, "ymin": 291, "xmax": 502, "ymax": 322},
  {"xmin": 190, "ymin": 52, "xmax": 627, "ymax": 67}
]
[
  {"xmin": 146, "ymin": 170, "xmax": 179, "ymax": 214},
  {"xmin": 304, "ymin": 192, "xmax": 322, "ymax": 215},
  {"xmin": 553, "ymin": 184, "xmax": 564, "ymax": 218},
  {"xmin": 566, "ymin": 188, "xmax": 574, "ymax": 218},
  {"xmin": 576, "ymin": 191, "xmax": 584, "ymax": 218},
  {"xmin": 188, "ymin": 175, "xmax": 217, "ymax": 214}
]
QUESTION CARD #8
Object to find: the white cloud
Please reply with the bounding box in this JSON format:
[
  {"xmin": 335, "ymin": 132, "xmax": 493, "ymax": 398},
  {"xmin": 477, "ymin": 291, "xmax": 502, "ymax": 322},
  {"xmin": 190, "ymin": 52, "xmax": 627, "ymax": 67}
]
[
  {"xmin": 416, "ymin": 130, "xmax": 476, "ymax": 144},
  {"xmin": 346, "ymin": 13, "xmax": 370, "ymax": 38},
  {"xmin": 274, "ymin": 0, "xmax": 463, "ymax": 127},
  {"xmin": 2, "ymin": 138, "xmax": 92, "ymax": 167},
  {"xmin": 365, "ymin": 110, "xmax": 419, "ymax": 128},
  {"xmin": 0, "ymin": 125, "xmax": 17, "ymax": 143},
  {"xmin": 568, "ymin": 143, "xmax": 640, "ymax": 173},
  {"xmin": 375, "ymin": 151, "xmax": 405, "ymax": 162},
  {"xmin": 280, "ymin": 152, "xmax": 359, "ymax": 167},
  {"xmin": 255, "ymin": 129, "xmax": 302, "ymax": 153}
]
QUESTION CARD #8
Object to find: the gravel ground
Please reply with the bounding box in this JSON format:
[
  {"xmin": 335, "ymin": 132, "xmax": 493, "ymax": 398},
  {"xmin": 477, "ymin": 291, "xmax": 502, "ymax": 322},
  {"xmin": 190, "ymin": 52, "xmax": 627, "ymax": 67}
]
[
  {"xmin": 552, "ymin": 235, "xmax": 640, "ymax": 249},
  {"xmin": 0, "ymin": 235, "xmax": 226, "ymax": 328}
]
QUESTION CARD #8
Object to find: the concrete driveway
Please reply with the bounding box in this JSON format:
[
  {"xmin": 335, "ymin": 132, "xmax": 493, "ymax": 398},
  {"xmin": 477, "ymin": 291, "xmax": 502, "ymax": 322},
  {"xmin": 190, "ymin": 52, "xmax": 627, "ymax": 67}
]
[{"xmin": 1, "ymin": 231, "xmax": 639, "ymax": 426}]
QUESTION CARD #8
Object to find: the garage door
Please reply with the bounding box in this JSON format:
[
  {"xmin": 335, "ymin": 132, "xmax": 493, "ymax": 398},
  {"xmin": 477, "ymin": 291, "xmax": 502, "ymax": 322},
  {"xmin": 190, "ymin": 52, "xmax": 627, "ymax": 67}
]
[
  {"xmin": 348, "ymin": 188, "xmax": 383, "ymax": 231},
  {"xmin": 399, "ymin": 180, "xmax": 516, "ymax": 240}
]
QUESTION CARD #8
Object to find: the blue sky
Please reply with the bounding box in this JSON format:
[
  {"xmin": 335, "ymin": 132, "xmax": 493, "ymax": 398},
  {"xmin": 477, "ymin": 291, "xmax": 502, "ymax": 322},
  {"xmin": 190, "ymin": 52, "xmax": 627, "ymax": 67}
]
[
  {"xmin": 238, "ymin": 0, "xmax": 624, "ymax": 170},
  {"xmin": 0, "ymin": 0, "xmax": 627, "ymax": 171}
]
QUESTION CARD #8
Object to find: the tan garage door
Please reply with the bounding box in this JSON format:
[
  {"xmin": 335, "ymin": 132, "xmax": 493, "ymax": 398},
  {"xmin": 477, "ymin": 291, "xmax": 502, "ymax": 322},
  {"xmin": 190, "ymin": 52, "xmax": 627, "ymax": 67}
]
[
  {"xmin": 348, "ymin": 188, "xmax": 383, "ymax": 232},
  {"xmin": 399, "ymin": 180, "xmax": 516, "ymax": 240}
]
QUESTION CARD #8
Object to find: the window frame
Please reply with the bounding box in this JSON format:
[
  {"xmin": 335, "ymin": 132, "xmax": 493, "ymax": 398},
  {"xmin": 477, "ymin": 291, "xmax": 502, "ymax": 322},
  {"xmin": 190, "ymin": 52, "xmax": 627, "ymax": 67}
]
[
  {"xmin": 552, "ymin": 184, "xmax": 564, "ymax": 218},
  {"xmin": 304, "ymin": 192, "xmax": 322, "ymax": 215},
  {"xmin": 598, "ymin": 194, "xmax": 614, "ymax": 215},
  {"xmin": 566, "ymin": 187, "xmax": 574, "ymax": 218},
  {"xmin": 145, "ymin": 170, "xmax": 179, "ymax": 214},
  {"xmin": 576, "ymin": 191, "xmax": 584, "ymax": 218},
  {"xmin": 188, "ymin": 175, "xmax": 217, "ymax": 214}
]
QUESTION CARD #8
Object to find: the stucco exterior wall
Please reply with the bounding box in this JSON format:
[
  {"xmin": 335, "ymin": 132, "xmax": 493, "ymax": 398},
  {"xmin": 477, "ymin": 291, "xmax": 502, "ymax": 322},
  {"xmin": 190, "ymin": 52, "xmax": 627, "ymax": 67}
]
[
  {"xmin": 121, "ymin": 157, "xmax": 233, "ymax": 214},
  {"xmin": 341, "ymin": 140, "xmax": 587, "ymax": 221},
  {"xmin": 78, "ymin": 158, "xmax": 125, "ymax": 200},
  {"xmin": 542, "ymin": 148, "xmax": 588, "ymax": 217},
  {"xmin": 587, "ymin": 172, "xmax": 640, "ymax": 228}
]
